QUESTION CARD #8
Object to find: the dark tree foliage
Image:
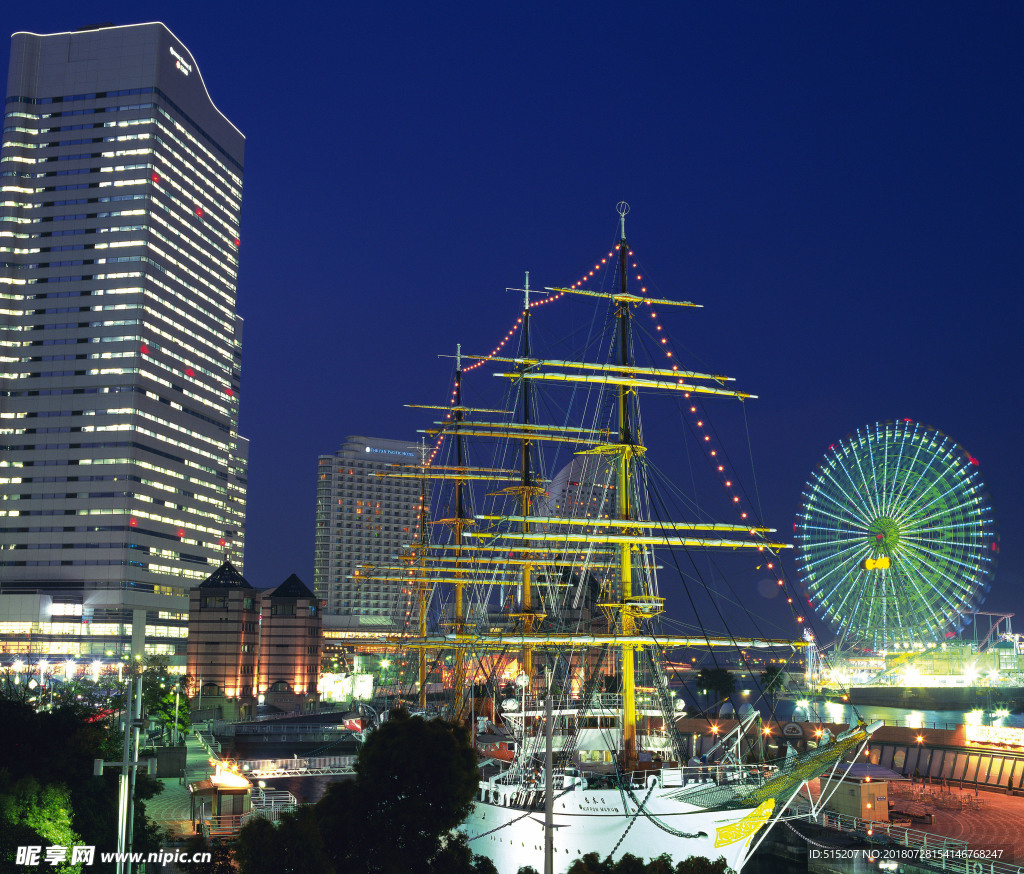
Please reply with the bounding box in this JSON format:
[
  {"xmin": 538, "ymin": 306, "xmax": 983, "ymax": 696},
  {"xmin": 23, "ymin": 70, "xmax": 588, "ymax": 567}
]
[
  {"xmin": 235, "ymin": 806, "xmax": 331, "ymax": 874},
  {"xmin": 315, "ymin": 707, "xmax": 480, "ymax": 874},
  {"xmin": 694, "ymin": 668, "xmax": 736, "ymax": 711},
  {"xmin": 0, "ymin": 697, "xmax": 165, "ymax": 870},
  {"xmin": 565, "ymin": 853, "xmax": 729, "ymax": 874},
  {"xmin": 0, "ymin": 774, "xmax": 81, "ymax": 869},
  {"xmin": 673, "ymin": 857, "xmax": 729, "ymax": 874},
  {"xmin": 759, "ymin": 665, "xmax": 786, "ymax": 709},
  {"xmin": 181, "ymin": 836, "xmax": 236, "ymax": 874}
]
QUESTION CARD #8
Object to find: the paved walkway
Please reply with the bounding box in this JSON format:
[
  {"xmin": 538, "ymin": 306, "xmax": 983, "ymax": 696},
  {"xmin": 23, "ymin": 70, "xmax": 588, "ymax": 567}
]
[
  {"xmin": 807, "ymin": 777, "xmax": 1024, "ymax": 867},
  {"xmin": 908, "ymin": 784, "xmax": 1024, "ymax": 865},
  {"xmin": 144, "ymin": 731, "xmax": 217, "ymax": 839}
]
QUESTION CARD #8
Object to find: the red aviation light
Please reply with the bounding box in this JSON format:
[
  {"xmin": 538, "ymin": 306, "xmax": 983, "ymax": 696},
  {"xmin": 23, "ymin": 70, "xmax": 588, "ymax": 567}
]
[
  {"xmin": 968, "ymin": 455, "xmax": 980, "ymax": 465},
  {"xmin": 185, "ymin": 368, "xmax": 195, "ymax": 377},
  {"xmin": 177, "ymin": 529, "xmax": 185, "ymax": 538},
  {"xmin": 195, "ymin": 207, "xmax": 204, "ymax": 217},
  {"xmin": 219, "ymin": 538, "xmax": 226, "ymax": 547},
  {"xmin": 129, "ymin": 518, "xmax": 138, "ymax": 527},
  {"xmin": 140, "ymin": 344, "xmax": 149, "ymax": 354},
  {"xmin": 151, "ymin": 172, "xmax": 160, "ymax": 183},
  {"xmin": 226, "ymin": 388, "xmax": 234, "ymax": 396},
  {"xmin": 234, "ymin": 238, "xmax": 241, "ymax": 247}
]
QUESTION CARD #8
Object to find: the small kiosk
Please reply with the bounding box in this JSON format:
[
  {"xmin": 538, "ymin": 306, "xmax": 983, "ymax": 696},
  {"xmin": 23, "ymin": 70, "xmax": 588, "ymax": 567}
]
[
  {"xmin": 189, "ymin": 762, "xmax": 252, "ymax": 837},
  {"xmin": 820, "ymin": 762, "xmax": 906, "ymax": 822}
]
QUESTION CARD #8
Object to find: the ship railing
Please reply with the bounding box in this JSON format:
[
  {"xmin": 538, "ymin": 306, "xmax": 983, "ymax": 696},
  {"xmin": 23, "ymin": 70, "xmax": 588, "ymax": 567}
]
[
  {"xmin": 481, "ymin": 762, "xmax": 771, "ymax": 806},
  {"xmin": 516, "ymin": 692, "xmax": 665, "ymax": 714},
  {"xmin": 616, "ymin": 763, "xmax": 770, "ymax": 790}
]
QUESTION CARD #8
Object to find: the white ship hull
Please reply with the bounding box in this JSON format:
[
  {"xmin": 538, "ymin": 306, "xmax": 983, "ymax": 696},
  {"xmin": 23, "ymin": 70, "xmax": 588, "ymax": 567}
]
[{"xmin": 460, "ymin": 782, "xmax": 765, "ymax": 873}]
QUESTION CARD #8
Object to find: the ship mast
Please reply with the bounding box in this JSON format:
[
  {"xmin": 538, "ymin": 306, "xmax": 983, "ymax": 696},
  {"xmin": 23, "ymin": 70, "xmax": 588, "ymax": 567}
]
[
  {"xmin": 451, "ymin": 344, "xmax": 471, "ymax": 722},
  {"xmin": 613, "ymin": 201, "xmax": 641, "ymax": 770},
  {"xmin": 510, "ymin": 273, "xmax": 546, "ymax": 684},
  {"xmin": 416, "ymin": 438, "xmax": 430, "ymax": 709}
]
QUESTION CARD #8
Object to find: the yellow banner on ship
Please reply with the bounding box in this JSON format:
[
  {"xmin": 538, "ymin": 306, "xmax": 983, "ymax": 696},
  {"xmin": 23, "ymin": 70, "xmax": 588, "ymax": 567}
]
[{"xmin": 714, "ymin": 799, "xmax": 775, "ymax": 848}]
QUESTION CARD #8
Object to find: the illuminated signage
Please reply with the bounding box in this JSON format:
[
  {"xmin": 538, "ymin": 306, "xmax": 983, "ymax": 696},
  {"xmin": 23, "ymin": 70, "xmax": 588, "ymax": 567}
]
[
  {"xmin": 364, "ymin": 447, "xmax": 415, "ymax": 457},
  {"xmin": 965, "ymin": 724, "xmax": 1024, "ymax": 748},
  {"xmin": 169, "ymin": 46, "xmax": 192, "ymax": 76}
]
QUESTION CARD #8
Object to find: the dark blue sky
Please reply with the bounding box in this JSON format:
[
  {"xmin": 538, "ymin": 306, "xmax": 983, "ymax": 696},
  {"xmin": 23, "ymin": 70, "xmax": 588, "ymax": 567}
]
[{"xmin": 5, "ymin": 3, "xmax": 1022, "ymax": 643}]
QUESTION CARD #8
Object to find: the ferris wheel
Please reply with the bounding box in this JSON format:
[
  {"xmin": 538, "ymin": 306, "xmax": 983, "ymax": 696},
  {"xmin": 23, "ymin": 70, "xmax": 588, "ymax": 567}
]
[{"xmin": 794, "ymin": 420, "xmax": 997, "ymax": 652}]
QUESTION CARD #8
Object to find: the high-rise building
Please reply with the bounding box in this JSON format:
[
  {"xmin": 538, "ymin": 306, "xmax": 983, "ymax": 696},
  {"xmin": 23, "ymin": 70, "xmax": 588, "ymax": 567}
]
[
  {"xmin": 314, "ymin": 436, "xmax": 423, "ymax": 622},
  {"xmin": 0, "ymin": 23, "xmax": 247, "ymax": 664}
]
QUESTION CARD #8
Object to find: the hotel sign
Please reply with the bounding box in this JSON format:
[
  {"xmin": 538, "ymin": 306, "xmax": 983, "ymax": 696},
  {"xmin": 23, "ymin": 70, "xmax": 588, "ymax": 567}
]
[
  {"xmin": 965, "ymin": 724, "xmax": 1024, "ymax": 749},
  {"xmin": 169, "ymin": 46, "xmax": 192, "ymax": 76}
]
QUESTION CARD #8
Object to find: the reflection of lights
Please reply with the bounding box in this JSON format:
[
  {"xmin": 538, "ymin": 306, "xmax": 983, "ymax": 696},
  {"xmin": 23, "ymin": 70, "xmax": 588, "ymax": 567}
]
[
  {"xmin": 966, "ymin": 709, "xmax": 984, "ymax": 726},
  {"xmin": 905, "ymin": 710, "xmax": 924, "ymax": 729}
]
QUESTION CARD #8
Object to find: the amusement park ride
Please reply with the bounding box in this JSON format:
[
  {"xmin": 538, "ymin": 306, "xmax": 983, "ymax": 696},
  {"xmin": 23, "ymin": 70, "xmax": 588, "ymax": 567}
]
[{"xmin": 793, "ymin": 421, "xmax": 1015, "ymax": 707}]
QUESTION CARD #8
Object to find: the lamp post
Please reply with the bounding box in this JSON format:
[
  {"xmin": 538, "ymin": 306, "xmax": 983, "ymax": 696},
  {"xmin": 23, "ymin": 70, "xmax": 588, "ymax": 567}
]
[
  {"xmin": 173, "ymin": 685, "xmax": 181, "ymax": 747},
  {"xmin": 96, "ymin": 676, "xmax": 145, "ymax": 874}
]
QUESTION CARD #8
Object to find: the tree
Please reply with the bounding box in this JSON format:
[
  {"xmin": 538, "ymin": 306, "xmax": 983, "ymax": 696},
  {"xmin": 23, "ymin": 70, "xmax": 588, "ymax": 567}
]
[
  {"xmin": 0, "ymin": 774, "xmax": 84, "ymax": 872},
  {"xmin": 759, "ymin": 665, "xmax": 786, "ymax": 709},
  {"xmin": 0, "ymin": 696, "xmax": 165, "ymax": 865},
  {"xmin": 695, "ymin": 668, "xmax": 735, "ymax": 712},
  {"xmin": 139, "ymin": 655, "xmax": 191, "ymax": 744},
  {"xmin": 673, "ymin": 857, "xmax": 729, "ymax": 874},
  {"xmin": 236, "ymin": 807, "xmax": 330, "ymax": 874},
  {"xmin": 180, "ymin": 835, "xmax": 236, "ymax": 874},
  {"xmin": 315, "ymin": 707, "xmax": 481, "ymax": 873},
  {"xmin": 565, "ymin": 854, "xmax": 730, "ymax": 874}
]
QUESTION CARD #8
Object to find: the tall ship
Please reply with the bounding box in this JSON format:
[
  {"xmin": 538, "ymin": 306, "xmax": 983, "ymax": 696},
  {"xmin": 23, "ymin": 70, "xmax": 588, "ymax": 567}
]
[{"xmin": 373, "ymin": 204, "xmax": 880, "ymax": 873}]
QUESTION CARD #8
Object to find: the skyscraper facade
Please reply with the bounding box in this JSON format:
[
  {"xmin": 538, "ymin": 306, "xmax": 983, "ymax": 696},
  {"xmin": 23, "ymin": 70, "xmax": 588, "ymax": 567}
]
[
  {"xmin": 314, "ymin": 436, "xmax": 423, "ymax": 622},
  {"xmin": 0, "ymin": 23, "xmax": 246, "ymax": 663}
]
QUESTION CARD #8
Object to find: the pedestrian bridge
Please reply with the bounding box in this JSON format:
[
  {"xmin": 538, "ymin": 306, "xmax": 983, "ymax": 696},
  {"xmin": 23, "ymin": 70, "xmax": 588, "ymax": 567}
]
[{"xmin": 237, "ymin": 755, "xmax": 357, "ymax": 778}]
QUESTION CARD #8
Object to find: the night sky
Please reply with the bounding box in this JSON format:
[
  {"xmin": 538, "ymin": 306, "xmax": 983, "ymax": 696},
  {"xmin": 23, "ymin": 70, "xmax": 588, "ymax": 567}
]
[{"xmin": 5, "ymin": 4, "xmax": 1021, "ymax": 645}]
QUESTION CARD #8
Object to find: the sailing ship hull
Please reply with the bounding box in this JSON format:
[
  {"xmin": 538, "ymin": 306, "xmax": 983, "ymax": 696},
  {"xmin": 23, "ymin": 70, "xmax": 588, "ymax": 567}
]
[{"xmin": 460, "ymin": 787, "xmax": 762, "ymax": 873}]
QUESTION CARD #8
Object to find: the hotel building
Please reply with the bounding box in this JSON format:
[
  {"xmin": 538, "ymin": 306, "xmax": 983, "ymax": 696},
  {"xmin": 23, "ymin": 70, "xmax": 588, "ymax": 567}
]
[
  {"xmin": 0, "ymin": 23, "xmax": 247, "ymax": 664},
  {"xmin": 314, "ymin": 436, "xmax": 423, "ymax": 623}
]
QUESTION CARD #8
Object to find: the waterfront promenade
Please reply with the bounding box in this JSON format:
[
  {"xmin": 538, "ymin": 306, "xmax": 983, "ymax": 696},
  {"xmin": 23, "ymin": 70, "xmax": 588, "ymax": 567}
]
[
  {"xmin": 893, "ymin": 780, "xmax": 1024, "ymax": 865},
  {"xmin": 143, "ymin": 730, "xmax": 215, "ymax": 839}
]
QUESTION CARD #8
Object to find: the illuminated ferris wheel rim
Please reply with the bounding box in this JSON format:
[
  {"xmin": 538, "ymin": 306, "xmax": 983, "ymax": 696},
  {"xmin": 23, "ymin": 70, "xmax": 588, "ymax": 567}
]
[{"xmin": 793, "ymin": 419, "xmax": 997, "ymax": 650}]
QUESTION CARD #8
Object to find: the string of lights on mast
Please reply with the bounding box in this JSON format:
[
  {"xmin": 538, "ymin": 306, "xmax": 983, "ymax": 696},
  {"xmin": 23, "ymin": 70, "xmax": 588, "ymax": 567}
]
[{"xmin": 423, "ymin": 240, "xmax": 810, "ymax": 631}]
